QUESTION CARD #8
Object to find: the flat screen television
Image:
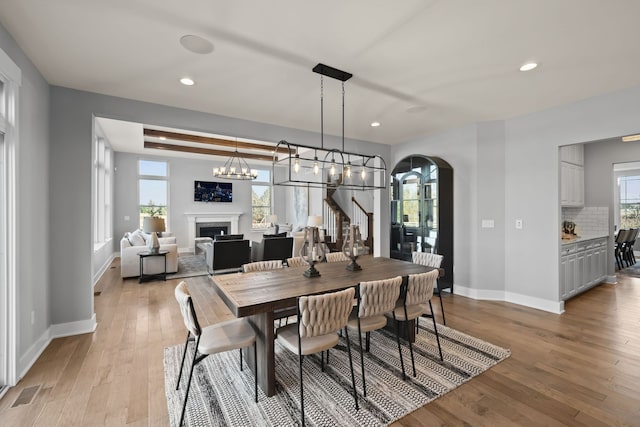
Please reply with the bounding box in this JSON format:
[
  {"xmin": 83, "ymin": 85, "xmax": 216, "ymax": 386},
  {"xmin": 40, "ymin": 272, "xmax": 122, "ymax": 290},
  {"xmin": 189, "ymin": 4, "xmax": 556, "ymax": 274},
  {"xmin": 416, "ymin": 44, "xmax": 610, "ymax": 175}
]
[{"xmin": 194, "ymin": 181, "xmax": 233, "ymax": 202}]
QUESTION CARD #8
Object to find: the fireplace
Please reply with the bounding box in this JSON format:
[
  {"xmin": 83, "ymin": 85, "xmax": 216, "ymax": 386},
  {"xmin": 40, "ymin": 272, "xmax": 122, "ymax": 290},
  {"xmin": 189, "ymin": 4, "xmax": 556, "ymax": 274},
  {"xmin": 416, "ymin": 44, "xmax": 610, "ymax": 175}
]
[
  {"xmin": 197, "ymin": 222, "xmax": 230, "ymax": 238},
  {"xmin": 185, "ymin": 212, "xmax": 243, "ymax": 253}
]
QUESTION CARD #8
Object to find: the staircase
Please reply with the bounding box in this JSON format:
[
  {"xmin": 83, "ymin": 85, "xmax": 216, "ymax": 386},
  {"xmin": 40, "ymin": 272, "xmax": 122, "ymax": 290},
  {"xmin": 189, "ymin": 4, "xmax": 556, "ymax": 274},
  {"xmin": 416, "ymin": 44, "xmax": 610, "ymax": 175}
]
[{"xmin": 323, "ymin": 188, "xmax": 374, "ymax": 252}]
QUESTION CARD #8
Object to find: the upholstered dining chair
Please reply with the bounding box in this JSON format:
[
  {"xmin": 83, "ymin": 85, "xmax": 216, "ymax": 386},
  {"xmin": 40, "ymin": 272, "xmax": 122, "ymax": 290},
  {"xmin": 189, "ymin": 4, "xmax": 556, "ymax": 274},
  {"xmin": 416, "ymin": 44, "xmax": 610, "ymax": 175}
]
[
  {"xmin": 174, "ymin": 281, "xmax": 258, "ymax": 426},
  {"xmin": 325, "ymin": 251, "xmax": 350, "ymax": 262},
  {"xmin": 411, "ymin": 251, "xmax": 446, "ymax": 325},
  {"xmin": 387, "ymin": 269, "xmax": 443, "ymax": 379},
  {"xmin": 346, "ymin": 276, "xmax": 403, "ymax": 397},
  {"xmin": 242, "ymin": 259, "xmax": 283, "ymax": 272},
  {"xmin": 276, "ymin": 287, "xmax": 359, "ymax": 426},
  {"xmin": 286, "ymin": 256, "xmax": 307, "ymax": 267}
]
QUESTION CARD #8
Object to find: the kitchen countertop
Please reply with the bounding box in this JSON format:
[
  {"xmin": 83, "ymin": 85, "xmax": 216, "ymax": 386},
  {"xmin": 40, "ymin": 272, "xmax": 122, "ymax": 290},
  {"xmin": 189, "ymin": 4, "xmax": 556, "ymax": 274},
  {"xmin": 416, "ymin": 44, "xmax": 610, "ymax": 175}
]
[{"xmin": 561, "ymin": 233, "xmax": 609, "ymax": 245}]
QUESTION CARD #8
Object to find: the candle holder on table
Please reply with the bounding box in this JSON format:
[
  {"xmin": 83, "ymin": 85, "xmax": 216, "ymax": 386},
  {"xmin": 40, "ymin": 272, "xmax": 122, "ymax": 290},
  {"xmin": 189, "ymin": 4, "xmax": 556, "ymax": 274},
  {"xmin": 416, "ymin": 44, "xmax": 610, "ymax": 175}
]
[
  {"xmin": 342, "ymin": 224, "xmax": 366, "ymax": 271},
  {"xmin": 299, "ymin": 226, "xmax": 326, "ymax": 278}
]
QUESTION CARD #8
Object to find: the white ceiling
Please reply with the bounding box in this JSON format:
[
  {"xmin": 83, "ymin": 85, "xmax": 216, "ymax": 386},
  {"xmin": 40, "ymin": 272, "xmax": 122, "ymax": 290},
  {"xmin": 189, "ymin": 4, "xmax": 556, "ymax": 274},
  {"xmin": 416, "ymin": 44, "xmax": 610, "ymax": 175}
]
[{"xmin": 3, "ymin": 0, "xmax": 640, "ymax": 146}]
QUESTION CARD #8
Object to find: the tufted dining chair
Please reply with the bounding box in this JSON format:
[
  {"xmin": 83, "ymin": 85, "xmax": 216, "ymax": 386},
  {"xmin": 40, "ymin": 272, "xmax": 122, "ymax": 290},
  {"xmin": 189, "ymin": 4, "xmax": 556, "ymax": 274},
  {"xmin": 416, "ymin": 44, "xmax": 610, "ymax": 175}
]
[
  {"xmin": 286, "ymin": 256, "xmax": 307, "ymax": 267},
  {"xmin": 174, "ymin": 281, "xmax": 257, "ymax": 426},
  {"xmin": 242, "ymin": 259, "xmax": 283, "ymax": 272},
  {"xmin": 387, "ymin": 269, "xmax": 443, "ymax": 379},
  {"xmin": 325, "ymin": 251, "xmax": 350, "ymax": 262},
  {"xmin": 276, "ymin": 287, "xmax": 358, "ymax": 426},
  {"xmin": 411, "ymin": 251, "xmax": 446, "ymax": 326},
  {"xmin": 346, "ymin": 276, "xmax": 403, "ymax": 397}
]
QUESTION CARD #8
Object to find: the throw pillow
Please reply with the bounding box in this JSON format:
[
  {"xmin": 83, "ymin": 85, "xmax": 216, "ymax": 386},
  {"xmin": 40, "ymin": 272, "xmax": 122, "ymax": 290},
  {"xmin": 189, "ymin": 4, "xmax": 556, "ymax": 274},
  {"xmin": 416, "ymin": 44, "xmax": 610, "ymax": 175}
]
[{"xmin": 129, "ymin": 230, "xmax": 146, "ymax": 246}]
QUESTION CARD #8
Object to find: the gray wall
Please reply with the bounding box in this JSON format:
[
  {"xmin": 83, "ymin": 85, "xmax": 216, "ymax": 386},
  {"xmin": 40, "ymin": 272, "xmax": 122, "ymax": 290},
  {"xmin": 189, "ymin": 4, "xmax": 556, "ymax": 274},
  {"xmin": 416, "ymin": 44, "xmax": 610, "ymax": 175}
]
[
  {"xmin": 113, "ymin": 151, "xmax": 288, "ymax": 248},
  {"xmin": 391, "ymin": 85, "xmax": 640, "ymax": 311},
  {"xmin": 0, "ymin": 24, "xmax": 51, "ymax": 365},
  {"xmin": 50, "ymin": 86, "xmax": 390, "ymax": 328}
]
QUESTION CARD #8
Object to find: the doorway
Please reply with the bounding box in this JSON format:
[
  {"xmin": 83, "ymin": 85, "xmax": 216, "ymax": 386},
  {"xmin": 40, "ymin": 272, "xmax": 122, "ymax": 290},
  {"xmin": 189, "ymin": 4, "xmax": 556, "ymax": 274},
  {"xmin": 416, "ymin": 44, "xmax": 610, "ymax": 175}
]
[{"xmin": 390, "ymin": 155, "xmax": 454, "ymax": 290}]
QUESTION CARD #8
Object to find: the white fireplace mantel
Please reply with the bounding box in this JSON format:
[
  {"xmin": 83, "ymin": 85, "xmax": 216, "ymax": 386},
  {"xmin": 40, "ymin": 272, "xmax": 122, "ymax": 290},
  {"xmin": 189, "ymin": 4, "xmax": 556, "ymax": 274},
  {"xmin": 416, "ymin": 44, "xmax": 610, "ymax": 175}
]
[{"xmin": 185, "ymin": 212, "xmax": 243, "ymax": 251}]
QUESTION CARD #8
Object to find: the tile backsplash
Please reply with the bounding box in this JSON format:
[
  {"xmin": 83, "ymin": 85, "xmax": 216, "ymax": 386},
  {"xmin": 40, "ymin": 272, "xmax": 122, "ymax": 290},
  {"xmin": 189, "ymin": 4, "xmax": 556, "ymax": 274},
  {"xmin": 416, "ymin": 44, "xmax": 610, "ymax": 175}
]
[{"xmin": 562, "ymin": 207, "xmax": 609, "ymax": 235}]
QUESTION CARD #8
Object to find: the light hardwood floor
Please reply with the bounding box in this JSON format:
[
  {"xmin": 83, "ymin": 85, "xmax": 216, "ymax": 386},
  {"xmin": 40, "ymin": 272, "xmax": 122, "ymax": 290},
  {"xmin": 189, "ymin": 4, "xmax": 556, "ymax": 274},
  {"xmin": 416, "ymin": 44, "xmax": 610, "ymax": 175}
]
[{"xmin": 1, "ymin": 258, "xmax": 639, "ymax": 426}]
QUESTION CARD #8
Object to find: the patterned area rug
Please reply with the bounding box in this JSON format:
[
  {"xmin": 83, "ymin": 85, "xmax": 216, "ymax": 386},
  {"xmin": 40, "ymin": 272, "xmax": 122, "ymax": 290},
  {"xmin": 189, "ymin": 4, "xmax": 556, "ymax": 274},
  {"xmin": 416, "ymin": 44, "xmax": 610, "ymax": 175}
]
[
  {"xmin": 166, "ymin": 255, "xmax": 209, "ymax": 280},
  {"xmin": 164, "ymin": 322, "xmax": 510, "ymax": 426}
]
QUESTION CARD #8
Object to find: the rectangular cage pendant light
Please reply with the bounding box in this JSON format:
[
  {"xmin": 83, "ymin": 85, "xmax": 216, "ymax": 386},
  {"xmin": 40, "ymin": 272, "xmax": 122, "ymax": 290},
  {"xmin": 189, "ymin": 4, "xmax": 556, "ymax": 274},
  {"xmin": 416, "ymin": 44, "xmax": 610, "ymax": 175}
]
[{"xmin": 271, "ymin": 63, "xmax": 387, "ymax": 190}]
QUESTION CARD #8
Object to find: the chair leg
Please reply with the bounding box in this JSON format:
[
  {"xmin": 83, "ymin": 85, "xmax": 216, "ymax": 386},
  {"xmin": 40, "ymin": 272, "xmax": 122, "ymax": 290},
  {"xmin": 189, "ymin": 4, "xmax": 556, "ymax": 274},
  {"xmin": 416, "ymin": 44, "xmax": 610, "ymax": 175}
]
[
  {"xmin": 326, "ymin": 349, "xmax": 330, "ymax": 365},
  {"xmin": 416, "ymin": 317, "xmax": 419, "ymax": 335},
  {"xmin": 179, "ymin": 336, "xmax": 200, "ymax": 427},
  {"xmin": 253, "ymin": 341, "xmax": 258, "ymax": 403},
  {"xmin": 393, "ymin": 312, "xmax": 406, "ymax": 380},
  {"xmin": 343, "ymin": 327, "xmax": 359, "ymax": 410},
  {"xmin": 299, "ymin": 351, "xmax": 305, "ymax": 427},
  {"xmin": 439, "ymin": 294, "xmax": 446, "ymax": 326},
  {"xmin": 365, "ymin": 332, "xmax": 371, "ymax": 352},
  {"xmin": 404, "ymin": 305, "xmax": 416, "ymax": 377},
  {"xmin": 321, "ymin": 350, "xmax": 325, "ymax": 372},
  {"xmin": 357, "ymin": 321, "xmax": 366, "ymax": 397},
  {"xmin": 429, "ymin": 300, "xmax": 444, "ymax": 361},
  {"xmin": 176, "ymin": 332, "xmax": 191, "ymax": 390},
  {"xmin": 239, "ymin": 348, "xmax": 243, "ymax": 371}
]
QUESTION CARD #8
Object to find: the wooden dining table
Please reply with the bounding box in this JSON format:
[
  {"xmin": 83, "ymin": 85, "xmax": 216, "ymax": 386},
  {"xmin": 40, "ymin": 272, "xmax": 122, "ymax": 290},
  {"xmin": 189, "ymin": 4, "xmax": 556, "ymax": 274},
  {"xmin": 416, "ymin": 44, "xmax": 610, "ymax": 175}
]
[{"xmin": 210, "ymin": 255, "xmax": 438, "ymax": 396}]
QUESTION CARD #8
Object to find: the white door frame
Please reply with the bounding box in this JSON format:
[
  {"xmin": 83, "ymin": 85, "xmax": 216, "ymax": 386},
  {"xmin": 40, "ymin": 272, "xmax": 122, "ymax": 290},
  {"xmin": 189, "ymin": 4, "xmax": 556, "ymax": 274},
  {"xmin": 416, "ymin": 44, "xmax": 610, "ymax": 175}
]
[{"xmin": 0, "ymin": 47, "xmax": 21, "ymax": 392}]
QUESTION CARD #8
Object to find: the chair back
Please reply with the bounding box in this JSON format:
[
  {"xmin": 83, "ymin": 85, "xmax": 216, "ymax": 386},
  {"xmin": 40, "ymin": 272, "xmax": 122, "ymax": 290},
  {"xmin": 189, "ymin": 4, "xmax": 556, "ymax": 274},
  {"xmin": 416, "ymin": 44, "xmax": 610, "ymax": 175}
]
[
  {"xmin": 405, "ymin": 270, "xmax": 439, "ymax": 306},
  {"xmin": 286, "ymin": 256, "xmax": 307, "ymax": 267},
  {"xmin": 175, "ymin": 281, "xmax": 201, "ymax": 337},
  {"xmin": 615, "ymin": 229, "xmax": 627, "ymax": 244},
  {"xmin": 242, "ymin": 260, "xmax": 283, "ymax": 272},
  {"xmin": 326, "ymin": 252, "xmax": 350, "ymax": 262},
  {"xmin": 627, "ymin": 228, "xmax": 639, "ymax": 244},
  {"xmin": 412, "ymin": 251, "xmax": 443, "ymax": 268},
  {"xmin": 298, "ymin": 287, "xmax": 355, "ymax": 338},
  {"xmin": 358, "ymin": 276, "xmax": 402, "ymax": 318}
]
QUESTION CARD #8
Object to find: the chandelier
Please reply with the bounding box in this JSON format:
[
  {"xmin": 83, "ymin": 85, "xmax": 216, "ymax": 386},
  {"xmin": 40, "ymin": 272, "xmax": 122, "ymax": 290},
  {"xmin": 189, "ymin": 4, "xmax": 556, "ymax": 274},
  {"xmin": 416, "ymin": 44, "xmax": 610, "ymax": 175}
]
[
  {"xmin": 212, "ymin": 140, "xmax": 258, "ymax": 180},
  {"xmin": 272, "ymin": 64, "xmax": 387, "ymax": 190}
]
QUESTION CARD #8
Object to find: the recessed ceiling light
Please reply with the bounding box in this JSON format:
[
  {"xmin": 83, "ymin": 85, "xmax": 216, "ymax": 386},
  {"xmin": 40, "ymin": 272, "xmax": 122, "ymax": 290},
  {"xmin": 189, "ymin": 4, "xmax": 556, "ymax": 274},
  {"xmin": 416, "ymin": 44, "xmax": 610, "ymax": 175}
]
[
  {"xmin": 180, "ymin": 35, "xmax": 214, "ymax": 54},
  {"xmin": 159, "ymin": 136, "xmax": 166, "ymax": 140},
  {"xmin": 622, "ymin": 134, "xmax": 640, "ymax": 142},
  {"xmin": 371, "ymin": 122, "xmax": 381, "ymax": 127},
  {"xmin": 519, "ymin": 62, "xmax": 538, "ymax": 72},
  {"xmin": 180, "ymin": 77, "xmax": 195, "ymax": 86}
]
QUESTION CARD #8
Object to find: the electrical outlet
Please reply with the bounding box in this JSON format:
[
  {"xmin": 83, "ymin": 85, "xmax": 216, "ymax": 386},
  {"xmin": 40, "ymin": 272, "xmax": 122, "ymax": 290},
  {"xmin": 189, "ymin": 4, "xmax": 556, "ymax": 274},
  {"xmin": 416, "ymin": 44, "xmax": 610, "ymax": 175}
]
[
  {"xmin": 124, "ymin": 215, "xmax": 130, "ymax": 221},
  {"xmin": 515, "ymin": 219, "xmax": 523, "ymax": 229}
]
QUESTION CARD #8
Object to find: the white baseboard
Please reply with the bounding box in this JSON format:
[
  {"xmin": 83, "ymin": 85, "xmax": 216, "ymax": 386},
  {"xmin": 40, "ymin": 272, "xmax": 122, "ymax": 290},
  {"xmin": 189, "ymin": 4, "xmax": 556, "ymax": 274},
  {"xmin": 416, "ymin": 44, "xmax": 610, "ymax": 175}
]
[
  {"xmin": 17, "ymin": 314, "xmax": 97, "ymax": 382},
  {"xmin": 93, "ymin": 252, "xmax": 118, "ymax": 287},
  {"xmin": 454, "ymin": 285, "xmax": 564, "ymax": 314}
]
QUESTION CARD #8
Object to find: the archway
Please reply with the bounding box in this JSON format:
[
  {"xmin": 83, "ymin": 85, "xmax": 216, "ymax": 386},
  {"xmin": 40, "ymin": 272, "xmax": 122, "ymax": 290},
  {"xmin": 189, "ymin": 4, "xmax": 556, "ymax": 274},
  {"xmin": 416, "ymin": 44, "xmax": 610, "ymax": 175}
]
[{"xmin": 390, "ymin": 155, "xmax": 454, "ymax": 291}]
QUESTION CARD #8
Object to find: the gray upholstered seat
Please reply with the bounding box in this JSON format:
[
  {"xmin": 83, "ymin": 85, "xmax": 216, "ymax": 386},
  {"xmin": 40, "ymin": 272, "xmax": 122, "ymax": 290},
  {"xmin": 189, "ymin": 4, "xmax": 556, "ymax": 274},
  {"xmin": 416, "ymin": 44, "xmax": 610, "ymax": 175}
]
[
  {"xmin": 387, "ymin": 269, "xmax": 443, "ymax": 379},
  {"xmin": 411, "ymin": 251, "xmax": 446, "ymax": 325},
  {"xmin": 174, "ymin": 281, "xmax": 257, "ymax": 426},
  {"xmin": 346, "ymin": 276, "xmax": 402, "ymax": 397},
  {"xmin": 276, "ymin": 287, "xmax": 358, "ymax": 426}
]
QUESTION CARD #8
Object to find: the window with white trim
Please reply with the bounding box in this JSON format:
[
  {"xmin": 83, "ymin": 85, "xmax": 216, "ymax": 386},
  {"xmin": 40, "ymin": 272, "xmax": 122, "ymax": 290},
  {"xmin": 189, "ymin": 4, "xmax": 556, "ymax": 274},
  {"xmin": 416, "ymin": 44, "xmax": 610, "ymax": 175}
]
[
  {"xmin": 93, "ymin": 136, "xmax": 112, "ymax": 247},
  {"xmin": 138, "ymin": 160, "xmax": 168, "ymax": 228},
  {"xmin": 252, "ymin": 169, "xmax": 271, "ymax": 229}
]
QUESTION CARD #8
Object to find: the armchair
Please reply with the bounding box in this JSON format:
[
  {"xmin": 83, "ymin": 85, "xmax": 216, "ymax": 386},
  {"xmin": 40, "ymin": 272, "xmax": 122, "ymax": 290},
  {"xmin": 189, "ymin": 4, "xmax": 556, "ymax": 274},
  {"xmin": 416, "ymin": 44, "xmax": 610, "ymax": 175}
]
[
  {"xmin": 251, "ymin": 236, "xmax": 294, "ymax": 262},
  {"xmin": 203, "ymin": 238, "xmax": 251, "ymax": 274}
]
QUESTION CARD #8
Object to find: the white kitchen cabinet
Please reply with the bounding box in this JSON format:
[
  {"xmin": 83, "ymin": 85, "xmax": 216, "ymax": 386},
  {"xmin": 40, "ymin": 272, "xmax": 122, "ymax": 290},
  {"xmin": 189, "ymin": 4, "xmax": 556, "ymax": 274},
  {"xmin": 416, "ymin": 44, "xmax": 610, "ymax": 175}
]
[
  {"xmin": 560, "ymin": 237, "xmax": 607, "ymax": 300},
  {"xmin": 560, "ymin": 144, "xmax": 584, "ymax": 207},
  {"xmin": 560, "ymin": 162, "xmax": 584, "ymax": 207}
]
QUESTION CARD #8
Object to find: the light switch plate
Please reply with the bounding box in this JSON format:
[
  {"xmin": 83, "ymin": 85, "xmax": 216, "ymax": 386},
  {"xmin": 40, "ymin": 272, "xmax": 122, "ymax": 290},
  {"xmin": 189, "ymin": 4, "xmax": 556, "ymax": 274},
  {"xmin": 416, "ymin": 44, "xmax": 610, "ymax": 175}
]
[
  {"xmin": 124, "ymin": 215, "xmax": 130, "ymax": 221},
  {"xmin": 481, "ymin": 219, "xmax": 495, "ymax": 228}
]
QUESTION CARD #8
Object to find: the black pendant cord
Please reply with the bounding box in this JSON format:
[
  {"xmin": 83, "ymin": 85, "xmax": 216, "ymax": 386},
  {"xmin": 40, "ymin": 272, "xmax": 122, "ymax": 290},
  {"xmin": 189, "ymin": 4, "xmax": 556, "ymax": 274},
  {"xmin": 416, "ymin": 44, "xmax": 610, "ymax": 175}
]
[
  {"xmin": 320, "ymin": 76, "xmax": 324, "ymax": 150},
  {"xmin": 341, "ymin": 82, "xmax": 345, "ymax": 152}
]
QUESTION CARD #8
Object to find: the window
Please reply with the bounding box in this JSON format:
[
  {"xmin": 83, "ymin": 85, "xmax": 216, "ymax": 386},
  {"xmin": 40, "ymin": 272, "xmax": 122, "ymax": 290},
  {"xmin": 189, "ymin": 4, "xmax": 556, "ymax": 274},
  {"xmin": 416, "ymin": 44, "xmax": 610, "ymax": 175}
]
[
  {"xmin": 138, "ymin": 160, "xmax": 168, "ymax": 228},
  {"xmin": 619, "ymin": 175, "xmax": 640, "ymax": 229},
  {"xmin": 93, "ymin": 136, "xmax": 112, "ymax": 247},
  {"xmin": 252, "ymin": 169, "xmax": 271, "ymax": 229}
]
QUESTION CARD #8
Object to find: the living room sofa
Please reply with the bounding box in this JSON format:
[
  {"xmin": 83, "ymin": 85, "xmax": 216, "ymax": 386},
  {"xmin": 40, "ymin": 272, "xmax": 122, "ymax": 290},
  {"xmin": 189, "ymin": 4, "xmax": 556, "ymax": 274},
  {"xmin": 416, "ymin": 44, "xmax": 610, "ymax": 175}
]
[{"xmin": 120, "ymin": 230, "xmax": 178, "ymax": 278}]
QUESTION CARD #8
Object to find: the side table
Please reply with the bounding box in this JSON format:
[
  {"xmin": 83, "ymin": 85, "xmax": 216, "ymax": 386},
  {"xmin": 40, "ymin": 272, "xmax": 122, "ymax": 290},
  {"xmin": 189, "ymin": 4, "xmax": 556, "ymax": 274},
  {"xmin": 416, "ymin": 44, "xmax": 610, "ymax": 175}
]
[{"xmin": 138, "ymin": 250, "xmax": 169, "ymax": 283}]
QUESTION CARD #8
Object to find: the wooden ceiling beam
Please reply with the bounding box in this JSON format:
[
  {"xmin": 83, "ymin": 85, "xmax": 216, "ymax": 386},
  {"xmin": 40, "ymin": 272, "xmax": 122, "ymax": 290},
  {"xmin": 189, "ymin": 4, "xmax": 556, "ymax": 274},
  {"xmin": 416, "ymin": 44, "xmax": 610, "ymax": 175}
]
[
  {"xmin": 143, "ymin": 141, "xmax": 274, "ymax": 161},
  {"xmin": 143, "ymin": 128, "xmax": 292, "ymax": 154}
]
